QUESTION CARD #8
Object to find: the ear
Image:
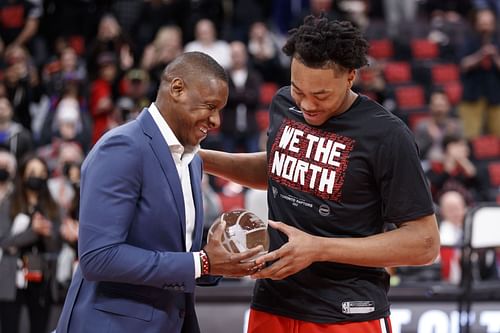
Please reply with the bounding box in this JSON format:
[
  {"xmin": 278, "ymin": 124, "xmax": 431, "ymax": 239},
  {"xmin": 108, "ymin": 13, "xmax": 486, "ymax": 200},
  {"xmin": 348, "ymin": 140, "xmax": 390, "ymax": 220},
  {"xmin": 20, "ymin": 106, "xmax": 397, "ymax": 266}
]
[
  {"xmin": 169, "ymin": 77, "xmax": 185, "ymax": 99},
  {"xmin": 347, "ymin": 69, "xmax": 356, "ymax": 88}
]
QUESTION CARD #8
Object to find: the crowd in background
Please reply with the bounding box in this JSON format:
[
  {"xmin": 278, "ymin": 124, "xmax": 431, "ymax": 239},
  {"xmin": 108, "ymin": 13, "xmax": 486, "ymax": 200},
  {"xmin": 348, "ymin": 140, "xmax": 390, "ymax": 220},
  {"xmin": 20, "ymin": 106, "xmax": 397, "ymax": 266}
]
[{"xmin": 0, "ymin": 0, "xmax": 500, "ymax": 332}]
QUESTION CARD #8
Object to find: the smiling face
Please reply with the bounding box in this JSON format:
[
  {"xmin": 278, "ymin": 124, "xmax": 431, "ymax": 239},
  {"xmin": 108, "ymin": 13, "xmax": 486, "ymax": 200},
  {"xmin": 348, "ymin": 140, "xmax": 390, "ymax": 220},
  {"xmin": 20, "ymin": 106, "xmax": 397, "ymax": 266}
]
[
  {"xmin": 164, "ymin": 75, "xmax": 228, "ymax": 147},
  {"xmin": 290, "ymin": 58, "xmax": 356, "ymax": 126}
]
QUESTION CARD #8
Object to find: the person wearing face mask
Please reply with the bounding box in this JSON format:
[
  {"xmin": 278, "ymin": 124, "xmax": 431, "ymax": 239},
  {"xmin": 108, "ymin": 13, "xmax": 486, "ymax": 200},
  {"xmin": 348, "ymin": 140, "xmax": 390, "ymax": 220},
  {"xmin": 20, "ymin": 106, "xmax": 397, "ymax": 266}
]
[
  {"xmin": 0, "ymin": 150, "xmax": 18, "ymax": 332},
  {"xmin": 45, "ymin": 143, "xmax": 83, "ymax": 304},
  {"xmin": 0, "ymin": 154, "xmax": 61, "ymax": 333},
  {"xmin": 47, "ymin": 142, "xmax": 84, "ymax": 217}
]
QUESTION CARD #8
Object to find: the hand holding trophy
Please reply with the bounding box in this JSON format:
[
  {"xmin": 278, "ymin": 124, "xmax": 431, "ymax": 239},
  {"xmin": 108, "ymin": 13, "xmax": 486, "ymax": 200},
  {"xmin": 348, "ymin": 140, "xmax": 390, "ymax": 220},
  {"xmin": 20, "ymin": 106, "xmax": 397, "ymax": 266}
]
[{"xmin": 202, "ymin": 209, "xmax": 269, "ymax": 277}]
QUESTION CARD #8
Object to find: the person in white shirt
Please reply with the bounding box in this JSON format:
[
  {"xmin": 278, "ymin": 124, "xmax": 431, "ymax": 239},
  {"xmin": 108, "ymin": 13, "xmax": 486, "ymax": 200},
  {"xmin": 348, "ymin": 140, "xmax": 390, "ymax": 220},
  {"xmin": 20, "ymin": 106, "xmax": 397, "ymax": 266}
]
[
  {"xmin": 184, "ymin": 19, "xmax": 231, "ymax": 69},
  {"xmin": 438, "ymin": 190, "xmax": 466, "ymax": 283},
  {"xmin": 55, "ymin": 52, "xmax": 263, "ymax": 333}
]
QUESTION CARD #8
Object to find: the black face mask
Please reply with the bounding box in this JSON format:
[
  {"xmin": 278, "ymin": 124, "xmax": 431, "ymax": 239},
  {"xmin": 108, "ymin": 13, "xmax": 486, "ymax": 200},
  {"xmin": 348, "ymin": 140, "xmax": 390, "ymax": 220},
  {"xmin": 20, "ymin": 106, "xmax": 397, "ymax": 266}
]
[
  {"xmin": 25, "ymin": 177, "xmax": 46, "ymax": 192},
  {"xmin": 0, "ymin": 168, "xmax": 10, "ymax": 182}
]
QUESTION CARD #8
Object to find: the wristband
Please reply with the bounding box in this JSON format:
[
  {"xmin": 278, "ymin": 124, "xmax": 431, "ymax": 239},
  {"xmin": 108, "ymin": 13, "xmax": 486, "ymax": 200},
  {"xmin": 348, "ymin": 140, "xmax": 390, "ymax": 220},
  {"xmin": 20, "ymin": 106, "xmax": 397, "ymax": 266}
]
[{"xmin": 200, "ymin": 249, "xmax": 210, "ymax": 276}]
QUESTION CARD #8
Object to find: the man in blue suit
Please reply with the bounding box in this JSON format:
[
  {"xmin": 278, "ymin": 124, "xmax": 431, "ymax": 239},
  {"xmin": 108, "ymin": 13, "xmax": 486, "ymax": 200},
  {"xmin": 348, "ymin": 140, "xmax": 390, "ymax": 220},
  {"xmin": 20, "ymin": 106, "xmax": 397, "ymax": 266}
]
[{"xmin": 56, "ymin": 52, "xmax": 263, "ymax": 333}]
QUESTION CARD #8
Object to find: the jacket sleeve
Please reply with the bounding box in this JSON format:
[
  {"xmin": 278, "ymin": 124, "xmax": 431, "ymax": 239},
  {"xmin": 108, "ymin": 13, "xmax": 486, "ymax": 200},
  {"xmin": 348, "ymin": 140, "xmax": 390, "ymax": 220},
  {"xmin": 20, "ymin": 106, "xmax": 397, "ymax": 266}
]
[{"xmin": 78, "ymin": 133, "xmax": 197, "ymax": 293}]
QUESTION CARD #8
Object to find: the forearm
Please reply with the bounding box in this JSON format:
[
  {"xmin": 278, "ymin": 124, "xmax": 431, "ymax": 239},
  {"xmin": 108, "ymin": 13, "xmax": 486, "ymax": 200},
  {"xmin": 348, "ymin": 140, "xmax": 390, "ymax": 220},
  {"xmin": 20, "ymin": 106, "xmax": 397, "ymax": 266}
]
[
  {"xmin": 315, "ymin": 214, "xmax": 439, "ymax": 267},
  {"xmin": 13, "ymin": 19, "xmax": 38, "ymax": 46},
  {"xmin": 460, "ymin": 52, "xmax": 484, "ymax": 72},
  {"xmin": 457, "ymin": 158, "xmax": 477, "ymax": 177},
  {"xmin": 0, "ymin": 229, "xmax": 39, "ymax": 249},
  {"xmin": 79, "ymin": 242, "xmax": 197, "ymax": 292},
  {"xmin": 200, "ymin": 149, "xmax": 268, "ymax": 190}
]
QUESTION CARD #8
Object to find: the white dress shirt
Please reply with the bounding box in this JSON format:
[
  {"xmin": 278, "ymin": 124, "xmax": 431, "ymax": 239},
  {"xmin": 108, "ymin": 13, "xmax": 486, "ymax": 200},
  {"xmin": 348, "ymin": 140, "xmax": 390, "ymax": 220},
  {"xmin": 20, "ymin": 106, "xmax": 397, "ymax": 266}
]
[{"xmin": 148, "ymin": 103, "xmax": 202, "ymax": 278}]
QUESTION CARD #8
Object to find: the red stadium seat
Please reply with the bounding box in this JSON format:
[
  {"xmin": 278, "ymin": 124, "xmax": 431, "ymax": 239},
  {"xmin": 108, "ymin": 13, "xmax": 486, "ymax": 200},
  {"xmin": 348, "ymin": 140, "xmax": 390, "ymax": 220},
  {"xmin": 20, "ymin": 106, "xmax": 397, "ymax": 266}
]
[
  {"xmin": 256, "ymin": 109, "xmax": 269, "ymax": 131},
  {"xmin": 442, "ymin": 81, "xmax": 463, "ymax": 105},
  {"xmin": 394, "ymin": 85, "xmax": 426, "ymax": 110},
  {"xmin": 471, "ymin": 135, "xmax": 500, "ymax": 160},
  {"xmin": 384, "ymin": 62, "xmax": 412, "ymax": 84},
  {"xmin": 260, "ymin": 82, "xmax": 278, "ymax": 106},
  {"xmin": 431, "ymin": 63, "xmax": 460, "ymax": 84},
  {"xmin": 411, "ymin": 39, "xmax": 439, "ymax": 60},
  {"xmin": 368, "ymin": 39, "xmax": 394, "ymax": 60},
  {"xmin": 407, "ymin": 112, "xmax": 431, "ymax": 131},
  {"xmin": 488, "ymin": 162, "xmax": 500, "ymax": 187},
  {"xmin": 68, "ymin": 35, "xmax": 85, "ymax": 56}
]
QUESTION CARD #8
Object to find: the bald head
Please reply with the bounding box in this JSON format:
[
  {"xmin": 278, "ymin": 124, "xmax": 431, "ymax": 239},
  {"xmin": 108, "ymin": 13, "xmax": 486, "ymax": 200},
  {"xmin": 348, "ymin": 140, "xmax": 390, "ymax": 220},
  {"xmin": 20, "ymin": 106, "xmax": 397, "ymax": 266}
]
[{"xmin": 162, "ymin": 52, "xmax": 228, "ymax": 85}]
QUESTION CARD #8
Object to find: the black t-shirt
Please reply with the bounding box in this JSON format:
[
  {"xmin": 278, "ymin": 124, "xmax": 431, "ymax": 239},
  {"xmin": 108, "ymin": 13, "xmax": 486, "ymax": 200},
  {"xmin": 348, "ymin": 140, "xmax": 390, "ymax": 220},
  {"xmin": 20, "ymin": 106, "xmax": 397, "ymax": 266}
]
[{"xmin": 251, "ymin": 87, "xmax": 434, "ymax": 323}]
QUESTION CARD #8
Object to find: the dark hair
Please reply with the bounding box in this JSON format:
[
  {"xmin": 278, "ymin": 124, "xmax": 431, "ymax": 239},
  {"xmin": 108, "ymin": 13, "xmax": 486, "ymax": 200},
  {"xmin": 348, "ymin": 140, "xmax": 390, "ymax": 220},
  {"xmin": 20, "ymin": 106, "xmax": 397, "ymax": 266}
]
[
  {"xmin": 163, "ymin": 51, "xmax": 228, "ymax": 84},
  {"xmin": 442, "ymin": 133, "xmax": 465, "ymax": 150},
  {"xmin": 282, "ymin": 15, "xmax": 369, "ymax": 70},
  {"xmin": 10, "ymin": 154, "xmax": 59, "ymax": 222}
]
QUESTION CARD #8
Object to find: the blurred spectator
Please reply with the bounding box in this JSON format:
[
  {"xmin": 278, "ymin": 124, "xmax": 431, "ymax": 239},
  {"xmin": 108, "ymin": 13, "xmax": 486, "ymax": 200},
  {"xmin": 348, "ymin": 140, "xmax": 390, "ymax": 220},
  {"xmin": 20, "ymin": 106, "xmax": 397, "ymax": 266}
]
[
  {"xmin": 427, "ymin": 134, "xmax": 490, "ymax": 204},
  {"xmin": 42, "ymin": 46, "xmax": 87, "ymax": 100},
  {"xmin": 247, "ymin": 21, "xmax": 289, "ymax": 86},
  {"xmin": 229, "ymin": 0, "xmax": 270, "ymax": 42},
  {"xmin": 0, "ymin": 154, "xmax": 60, "ymax": 333},
  {"xmin": 220, "ymin": 41, "xmax": 262, "ymax": 154},
  {"xmin": 3, "ymin": 45, "xmax": 42, "ymax": 131},
  {"xmin": 353, "ymin": 56, "xmax": 387, "ymax": 105},
  {"xmin": 183, "ymin": 0, "xmax": 225, "ymax": 43},
  {"xmin": 89, "ymin": 52, "xmax": 120, "ymax": 145},
  {"xmin": 38, "ymin": 96, "xmax": 91, "ymax": 154},
  {"xmin": 184, "ymin": 18, "xmax": 231, "ymax": 69},
  {"xmin": 414, "ymin": 89, "xmax": 464, "ymax": 162},
  {"xmin": 47, "ymin": 142, "xmax": 83, "ymax": 216},
  {"xmin": 291, "ymin": 0, "xmax": 346, "ymax": 31},
  {"xmin": 438, "ymin": 191, "xmax": 467, "ymax": 283},
  {"xmin": 140, "ymin": 25, "xmax": 183, "ymax": 94},
  {"xmin": 424, "ymin": 0, "xmax": 472, "ymax": 57},
  {"xmin": 117, "ymin": 68, "xmax": 151, "ymax": 122},
  {"xmin": 0, "ymin": 0, "xmax": 44, "ymax": 64},
  {"xmin": 458, "ymin": 9, "xmax": 500, "ymax": 138},
  {"xmin": 0, "ymin": 150, "xmax": 17, "ymax": 333},
  {"xmin": 0, "ymin": 97, "xmax": 33, "ymax": 161},
  {"xmin": 438, "ymin": 190, "xmax": 498, "ymax": 284},
  {"xmin": 337, "ymin": 0, "xmax": 371, "ymax": 31},
  {"xmin": 133, "ymin": 0, "xmax": 188, "ymax": 54},
  {"xmin": 54, "ymin": 157, "xmax": 80, "ymax": 303},
  {"xmin": 86, "ymin": 13, "xmax": 134, "ymax": 80},
  {"xmin": 474, "ymin": 0, "xmax": 500, "ymax": 16},
  {"xmin": 383, "ymin": 0, "xmax": 418, "ymax": 38}
]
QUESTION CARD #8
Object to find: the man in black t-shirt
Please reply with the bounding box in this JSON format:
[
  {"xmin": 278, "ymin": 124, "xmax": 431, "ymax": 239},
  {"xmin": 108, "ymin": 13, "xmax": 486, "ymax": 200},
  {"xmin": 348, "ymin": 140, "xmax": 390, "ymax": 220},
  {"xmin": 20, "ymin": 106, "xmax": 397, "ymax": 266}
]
[{"xmin": 200, "ymin": 15, "xmax": 440, "ymax": 333}]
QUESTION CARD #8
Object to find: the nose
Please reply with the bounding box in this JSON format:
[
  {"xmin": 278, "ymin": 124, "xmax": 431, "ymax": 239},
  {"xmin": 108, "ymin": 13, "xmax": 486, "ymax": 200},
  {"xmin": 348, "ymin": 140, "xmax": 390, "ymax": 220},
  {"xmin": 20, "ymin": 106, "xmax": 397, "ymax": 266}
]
[
  {"xmin": 299, "ymin": 98, "xmax": 316, "ymax": 112},
  {"xmin": 208, "ymin": 111, "xmax": 221, "ymax": 129}
]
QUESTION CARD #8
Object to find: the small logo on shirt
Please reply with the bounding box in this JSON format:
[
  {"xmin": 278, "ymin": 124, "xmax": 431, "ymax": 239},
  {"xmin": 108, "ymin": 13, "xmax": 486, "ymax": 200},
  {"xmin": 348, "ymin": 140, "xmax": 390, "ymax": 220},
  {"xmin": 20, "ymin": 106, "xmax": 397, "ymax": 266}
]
[
  {"xmin": 341, "ymin": 301, "xmax": 375, "ymax": 314},
  {"xmin": 272, "ymin": 186, "xmax": 278, "ymax": 198},
  {"xmin": 288, "ymin": 106, "xmax": 302, "ymax": 114},
  {"xmin": 318, "ymin": 204, "xmax": 330, "ymax": 216}
]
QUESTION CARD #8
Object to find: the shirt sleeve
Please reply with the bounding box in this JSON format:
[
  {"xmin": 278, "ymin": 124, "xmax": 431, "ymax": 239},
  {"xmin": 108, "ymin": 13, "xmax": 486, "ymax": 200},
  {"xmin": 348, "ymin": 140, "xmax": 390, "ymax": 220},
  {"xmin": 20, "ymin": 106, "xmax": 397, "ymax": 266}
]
[
  {"xmin": 374, "ymin": 125, "xmax": 435, "ymax": 224},
  {"xmin": 193, "ymin": 252, "xmax": 201, "ymax": 278}
]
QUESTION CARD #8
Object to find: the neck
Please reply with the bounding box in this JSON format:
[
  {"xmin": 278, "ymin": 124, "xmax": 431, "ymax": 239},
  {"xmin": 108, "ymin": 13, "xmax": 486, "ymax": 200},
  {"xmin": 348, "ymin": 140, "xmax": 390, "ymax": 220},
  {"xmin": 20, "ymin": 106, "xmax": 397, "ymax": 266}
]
[
  {"xmin": 336, "ymin": 89, "xmax": 357, "ymax": 117},
  {"xmin": 27, "ymin": 191, "xmax": 39, "ymax": 207}
]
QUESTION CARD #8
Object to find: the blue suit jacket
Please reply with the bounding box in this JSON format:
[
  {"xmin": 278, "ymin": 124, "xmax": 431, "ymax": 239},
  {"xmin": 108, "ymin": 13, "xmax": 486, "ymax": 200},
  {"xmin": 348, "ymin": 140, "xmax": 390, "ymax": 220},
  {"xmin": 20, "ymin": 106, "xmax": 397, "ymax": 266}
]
[{"xmin": 56, "ymin": 110, "xmax": 211, "ymax": 333}]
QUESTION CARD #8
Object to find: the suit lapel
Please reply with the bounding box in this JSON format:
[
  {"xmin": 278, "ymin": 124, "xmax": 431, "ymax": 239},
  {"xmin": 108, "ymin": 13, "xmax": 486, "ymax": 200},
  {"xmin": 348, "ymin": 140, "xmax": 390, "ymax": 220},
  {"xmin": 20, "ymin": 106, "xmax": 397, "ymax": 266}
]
[
  {"xmin": 189, "ymin": 161, "xmax": 203, "ymax": 251},
  {"xmin": 138, "ymin": 110, "xmax": 186, "ymax": 246}
]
